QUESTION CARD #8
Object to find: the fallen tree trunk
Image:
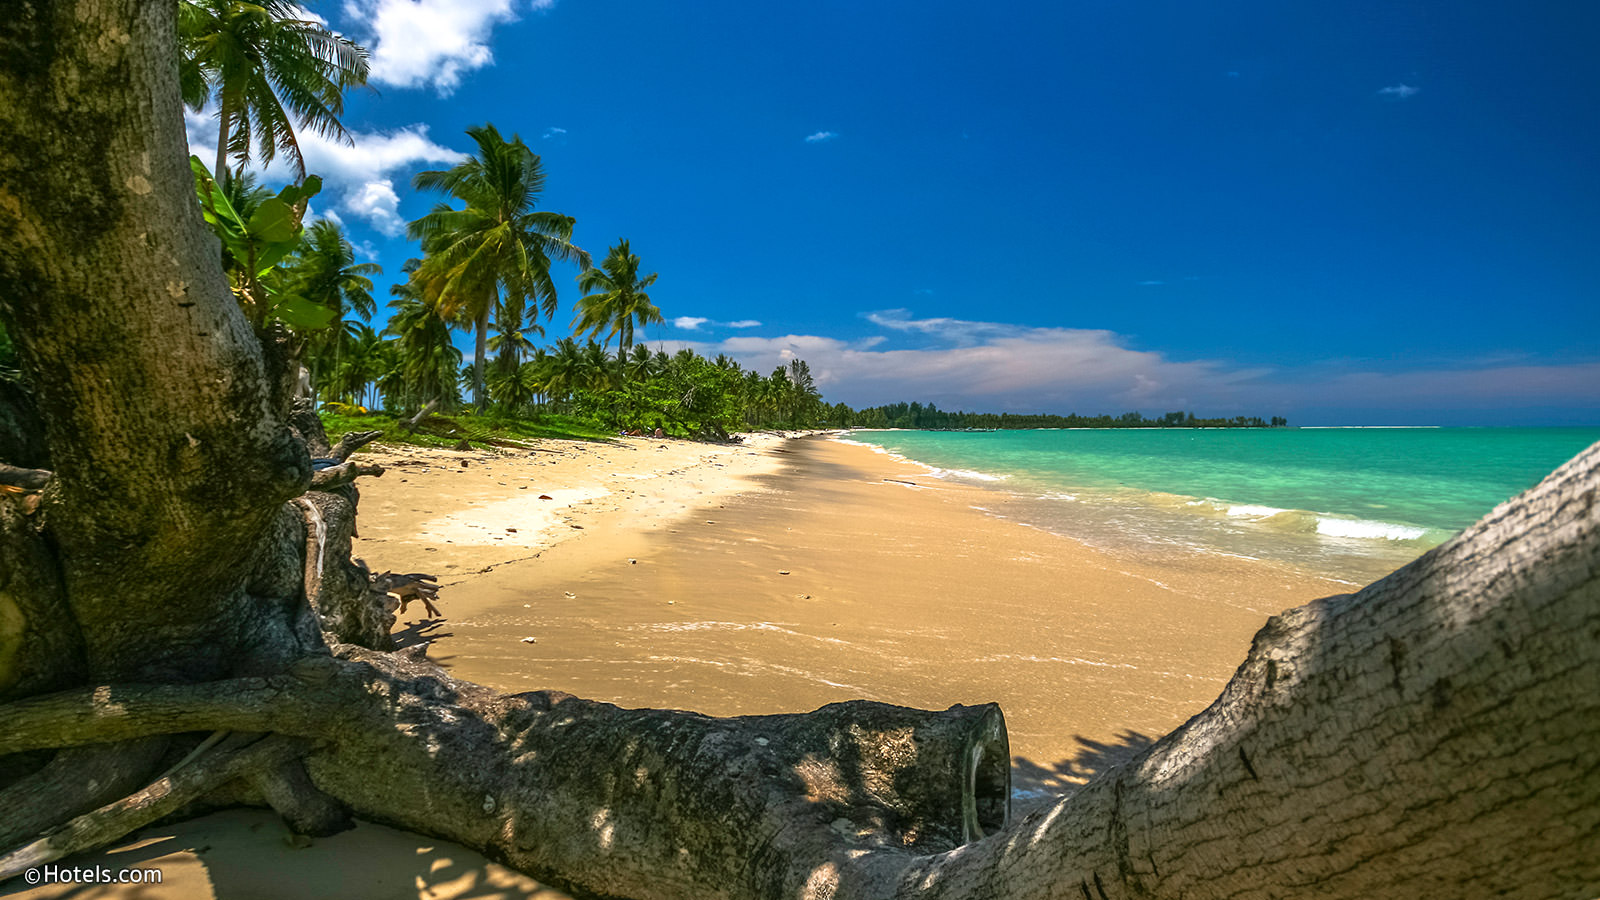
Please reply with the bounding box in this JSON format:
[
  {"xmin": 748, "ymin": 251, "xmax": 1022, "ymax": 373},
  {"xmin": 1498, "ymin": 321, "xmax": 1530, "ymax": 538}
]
[
  {"xmin": 1, "ymin": 4, "xmax": 1598, "ymax": 899},
  {"xmin": 0, "ymin": 440, "xmax": 1597, "ymax": 898}
]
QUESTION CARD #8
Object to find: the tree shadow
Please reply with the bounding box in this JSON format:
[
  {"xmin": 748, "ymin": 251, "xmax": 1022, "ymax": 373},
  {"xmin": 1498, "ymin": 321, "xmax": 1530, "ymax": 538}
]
[
  {"xmin": 392, "ymin": 618, "xmax": 452, "ymax": 652},
  {"xmin": 1009, "ymin": 730, "xmax": 1157, "ymax": 814},
  {"xmin": 6, "ymin": 808, "xmax": 570, "ymax": 900}
]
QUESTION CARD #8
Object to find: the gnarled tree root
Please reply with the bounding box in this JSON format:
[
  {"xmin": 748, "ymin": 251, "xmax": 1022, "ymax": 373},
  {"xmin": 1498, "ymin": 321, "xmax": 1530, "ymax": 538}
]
[
  {"xmin": 0, "ymin": 647, "xmax": 1010, "ymax": 897},
  {"xmin": 0, "ymin": 733, "xmax": 309, "ymax": 879}
]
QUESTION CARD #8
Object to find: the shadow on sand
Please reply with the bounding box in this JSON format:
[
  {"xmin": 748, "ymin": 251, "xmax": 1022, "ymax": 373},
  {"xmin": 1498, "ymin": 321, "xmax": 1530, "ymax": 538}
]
[{"xmin": 1010, "ymin": 729, "xmax": 1157, "ymax": 815}]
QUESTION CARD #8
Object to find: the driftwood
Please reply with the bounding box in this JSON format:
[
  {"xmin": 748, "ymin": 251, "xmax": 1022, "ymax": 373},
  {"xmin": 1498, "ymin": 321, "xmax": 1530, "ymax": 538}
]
[
  {"xmin": 402, "ymin": 399, "xmax": 440, "ymax": 434},
  {"xmin": 0, "ymin": 464, "xmax": 49, "ymax": 492},
  {"xmin": 372, "ymin": 571, "xmax": 442, "ymax": 618}
]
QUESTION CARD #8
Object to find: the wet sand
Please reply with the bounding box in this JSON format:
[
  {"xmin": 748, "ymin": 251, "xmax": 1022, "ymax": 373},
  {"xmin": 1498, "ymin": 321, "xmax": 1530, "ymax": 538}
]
[{"xmin": 7, "ymin": 433, "xmax": 1356, "ymax": 899}]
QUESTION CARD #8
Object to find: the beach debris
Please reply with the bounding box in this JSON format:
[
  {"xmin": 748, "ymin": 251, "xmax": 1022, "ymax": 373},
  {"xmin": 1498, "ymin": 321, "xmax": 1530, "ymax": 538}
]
[
  {"xmin": 521, "ymin": 636, "xmax": 537, "ymax": 644},
  {"xmin": 507, "ymin": 527, "xmax": 518, "ymax": 533},
  {"xmin": 884, "ymin": 478, "xmax": 918, "ymax": 486},
  {"xmin": 523, "ymin": 603, "xmax": 531, "ymax": 608},
  {"xmin": 799, "ymin": 594, "xmax": 811, "ymax": 600},
  {"xmin": 629, "ymin": 558, "xmax": 637, "ymax": 565},
  {"xmin": 539, "ymin": 494, "xmax": 554, "ymax": 500},
  {"xmin": 778, "ymin": 570, "xmax": 791, "ymax": 575},
  {"xmin": 571, "ymin": 524, "xmax": 584, "ymax": 529},
  {"xmin": 458, "ymin": 458, "xmax": 469, "ymax": 468},
  {"xmin": 564, "ymin": 591, "xmax": 577, "ymax": 599}
]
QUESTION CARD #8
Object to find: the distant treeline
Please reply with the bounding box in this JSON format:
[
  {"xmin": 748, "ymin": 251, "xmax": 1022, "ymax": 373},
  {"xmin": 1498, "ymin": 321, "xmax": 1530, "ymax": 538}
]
[{"xmin": 836, "ymin": 402, "xmax": 1287, "ymax": 430}]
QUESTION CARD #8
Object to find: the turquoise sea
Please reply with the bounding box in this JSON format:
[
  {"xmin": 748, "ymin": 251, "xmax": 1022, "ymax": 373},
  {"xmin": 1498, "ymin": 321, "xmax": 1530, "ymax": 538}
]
[{"xmin": 841, "ymin": 427, "xmax": 1600, "ymax": 584}]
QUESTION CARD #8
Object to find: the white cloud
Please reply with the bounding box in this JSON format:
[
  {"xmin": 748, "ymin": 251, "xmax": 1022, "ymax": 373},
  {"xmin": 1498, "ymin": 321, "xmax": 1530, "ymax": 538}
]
[
  {"xmin": 543, "ymin": 126, "xmax": 568, "ymax": 140},
  {"xmin": 673, "ymin": 316, "xmax": 763, "ymax": 331},
  {"xmin": 344, "ymin": 181, "xmax": 405, "ymax": 236},
  {"xmin": 1377, "ymin": 84, "xmax": 1419, "ymax": 100},
  {"xmin": 182, "ymin": 111, "xmax": 463, "ymax": 236},
  {"xmin": 660, "ymin": 310, "xmax": 1600, "ymax": 420},
  {"xmin": 341, "ymin": 0, "xmax": 555, "ymax": 95},
  {"xmin": 804, "ymin": 131, "xmax": 839, "ymax": 143}
]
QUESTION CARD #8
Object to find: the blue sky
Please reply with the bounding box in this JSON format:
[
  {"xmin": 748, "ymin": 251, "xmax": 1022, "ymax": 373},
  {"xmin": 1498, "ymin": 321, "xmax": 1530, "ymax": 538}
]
[{"xmin": 186, "ymin": 0, "xmax": 1600, "ymax": 425}]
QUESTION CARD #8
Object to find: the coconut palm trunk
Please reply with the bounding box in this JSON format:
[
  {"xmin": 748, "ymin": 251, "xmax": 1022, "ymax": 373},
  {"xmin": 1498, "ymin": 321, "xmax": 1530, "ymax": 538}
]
[{"xmin": 475, "ymin": 302, "xmax": 490, "ymax": 411}]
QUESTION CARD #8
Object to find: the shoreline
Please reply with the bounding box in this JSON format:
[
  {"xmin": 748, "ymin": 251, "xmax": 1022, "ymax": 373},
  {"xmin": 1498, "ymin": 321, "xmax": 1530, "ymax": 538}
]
[
  {"xmin": 832, "ymin": 430, "xmax": 1463, "ymax": 586},
  {"xmin": 379, "ymin": 435, "xmax": 1352, "ymax": 786},
  {"xmin": 13, "ymin": 430, "xmax": 1358, "ymax": 900}
]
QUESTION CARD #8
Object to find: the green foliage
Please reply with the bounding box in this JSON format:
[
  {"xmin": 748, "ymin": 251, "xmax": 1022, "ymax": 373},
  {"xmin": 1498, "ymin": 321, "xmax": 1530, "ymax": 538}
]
[
  {"xmin": 190, "ymin": 156, "xmax": 332, "ymax": 330},
  {"xmin": 572, "ymin": 239, "xmax": 662, "ymax": 353},
  {"xmin": 842, "ymin": 402, "xmax": 1284, "ymax": 430},
  {"xmin": 180, "ymin": 0, "xmax": 369, "ymax": 181},
  {"xmin": 408, "ymin": 123, "xmax": 590, "ymax": 410},
  {"xmin": 317, "ymin": 409, "xmax": 613, "ymax": 451}
]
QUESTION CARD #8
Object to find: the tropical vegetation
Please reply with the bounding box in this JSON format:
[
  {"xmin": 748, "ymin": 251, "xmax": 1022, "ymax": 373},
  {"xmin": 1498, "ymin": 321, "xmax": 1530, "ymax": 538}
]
[
  {"xmin": 179, "ymin": 0, "xmax": 369, "ymax": 183},
  {"xmin": 162, "ymin": 1, "xmax": 1281, "ymax": 447},
  {"xmin": 407, "ymin": 124, "xmax": 590, "ymax": 411}
]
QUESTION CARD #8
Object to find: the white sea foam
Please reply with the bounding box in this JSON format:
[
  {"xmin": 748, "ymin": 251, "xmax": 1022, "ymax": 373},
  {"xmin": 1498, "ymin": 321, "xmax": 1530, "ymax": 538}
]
[
  {"xmin": 1038, "ymin": 491, "xmax": 1078, "ymax": 501},
  {"xmin": 1226, "ymin": 504, "xmax": 1290, "ymax": 518},
  {"xmin": 1315, "ymin": 517, "xmax": 1428, "ymax": 540},
  {"xmin": 931, "ymin": 467, "xmax": 1009, "ymax": 482}
]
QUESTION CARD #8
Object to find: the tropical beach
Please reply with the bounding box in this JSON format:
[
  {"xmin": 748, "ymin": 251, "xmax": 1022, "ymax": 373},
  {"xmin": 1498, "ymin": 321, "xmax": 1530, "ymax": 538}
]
[
  {"xmin": 4, "ymin": 1, "xmax": 1599, "ymax": 898},
  {"xmin": 9, "ymin": 431, "xmax": 1370, "ymax": 899}
]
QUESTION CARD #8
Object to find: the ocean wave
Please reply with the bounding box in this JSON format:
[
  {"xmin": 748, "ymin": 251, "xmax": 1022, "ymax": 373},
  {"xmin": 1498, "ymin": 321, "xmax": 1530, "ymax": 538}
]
[
  {"xmin": 930, "ymin": 467, "xmax": 1009, "ymax": 482},
  {"xmin": 1225, "ymin": 503, "xmax": 1290, "ymax": 518},
  {"xmin": 1314, "ymin": 517, "xmax": 1429, "ymax": 540}
]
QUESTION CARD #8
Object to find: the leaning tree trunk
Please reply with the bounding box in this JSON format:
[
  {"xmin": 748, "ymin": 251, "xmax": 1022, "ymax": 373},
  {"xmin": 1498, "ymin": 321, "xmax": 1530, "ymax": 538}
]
[{"xmin": 2, "ymin": 4, "xmax": 1599, "ymax": 900}]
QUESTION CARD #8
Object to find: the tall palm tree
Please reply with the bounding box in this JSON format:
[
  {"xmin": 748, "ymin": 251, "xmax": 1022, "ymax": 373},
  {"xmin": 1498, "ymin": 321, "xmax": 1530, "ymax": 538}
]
[
  {"xmin": 328, "ymin": 322, "xmax": 384, "ymax": 407},
  {"xmin": 409, "ymin": 124, "xmax": 590, "ymax": 411},
  {"xmin": 572, "ymin": 239, "xmax": 662, "ymax": 355},
  {"xmin": 384, "ymin": 267, "xmax": 462, "ymax": 412},
  {"xmin": 289, "ymin": 219, "xmax": 380, "ymax": 396},
  {"xmin": 180, "ymin": 0, "xmax": 369, "ymax": 183}
]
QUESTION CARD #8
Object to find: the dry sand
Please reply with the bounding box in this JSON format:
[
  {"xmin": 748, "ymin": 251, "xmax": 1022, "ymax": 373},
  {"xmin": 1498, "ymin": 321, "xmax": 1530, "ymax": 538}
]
[{"xmin": 7, "ymin": 433, "xmax": 1357, "ymax": 900}]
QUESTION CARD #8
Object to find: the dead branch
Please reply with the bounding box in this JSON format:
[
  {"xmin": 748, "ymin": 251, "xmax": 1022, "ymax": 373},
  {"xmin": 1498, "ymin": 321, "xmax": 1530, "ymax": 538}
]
[
  {"xmin": 0, "ymin": 734, "xmax": 308, "ymax": 879},
  {"xmin": 401, "ymin": 399, "xmax": 439, "ymax": 434},
  {"xmin": 309, "ymin": 459, "xmax": 384, "ymax": 491},
  {"xmin": 0, "ymin": 668, "xmax": 329, "ymax": 757},
  {"xmin": 373, "ymin": 571, "xmax": 441, "ymax": 618},
  {"xmin": 0, "ymin": 463, "xmax": 49, "ymax": 492},
  {"xmin": 328, "ymin": 430, "xmax": 384, "ymax": 463}
]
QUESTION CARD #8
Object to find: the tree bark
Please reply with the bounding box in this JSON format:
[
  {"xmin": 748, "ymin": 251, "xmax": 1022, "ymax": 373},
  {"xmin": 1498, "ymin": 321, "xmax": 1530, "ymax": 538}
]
[{"xmin": 1, "ymin": 4, "xmax": 1598, "ymax": 900}]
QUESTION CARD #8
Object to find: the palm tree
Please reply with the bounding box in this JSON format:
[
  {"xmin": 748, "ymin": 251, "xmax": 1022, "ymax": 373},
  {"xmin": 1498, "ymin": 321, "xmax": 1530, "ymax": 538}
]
[
  {"xmin": 328, "ymin": 322, "xmax": 384, "ymax": 407},
  {"xmin": 540, "ymin": 338, "xmax": 586, "ymax": 409},
  {"xmin": 488, "ymin": 360, "xmax": 541, "ymax": 415},
  {"xmin": 572, "ymin": 239, "xmax": 662, "ymax": 355},
  {"xmin": 289, "ymin": 219, "xmax": 380, "ymax": 396},
  {"xmin": 409, "ymin": 124, "xmax": 590, "ymax": 411},
  {"xmin": 487, "ymin": 300, "xmax": 542, "ymax": 380},
  {"xmin": 180, "ymin": 0, "xmax": 369, "ymax": 183},
  {"xmin": 384, "ymin": 268, "xmax": 463, "ymax": 413}
]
